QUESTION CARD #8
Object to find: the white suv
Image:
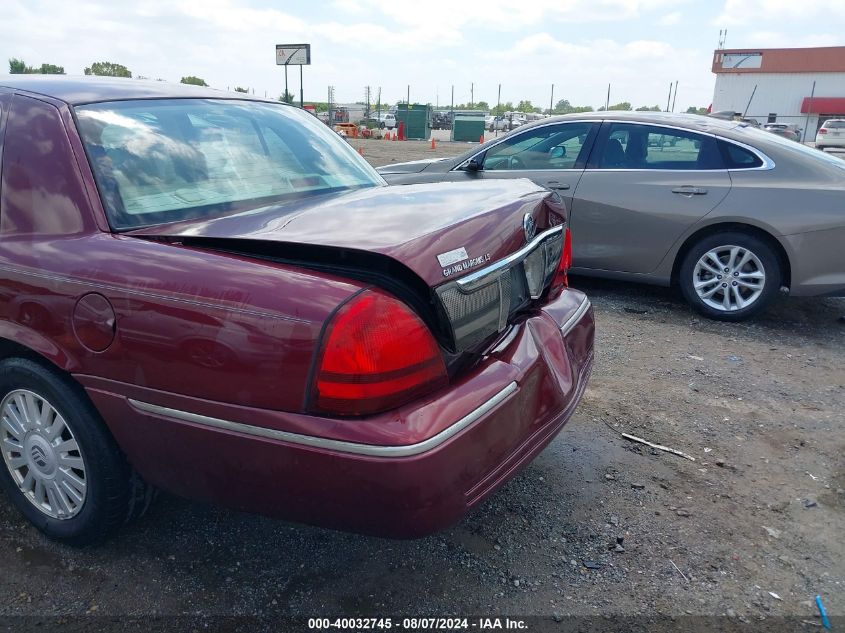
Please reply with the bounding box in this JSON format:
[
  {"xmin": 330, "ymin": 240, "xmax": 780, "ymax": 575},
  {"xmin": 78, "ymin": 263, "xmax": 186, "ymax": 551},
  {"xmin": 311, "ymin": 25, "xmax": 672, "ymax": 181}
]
[
  {"xmin": 375, "ymin": 112, "xmax": 396, "ymax": 130},
  {"xmin": 815, "ymin": 119, "xmax": 845, "ymax": 149}
]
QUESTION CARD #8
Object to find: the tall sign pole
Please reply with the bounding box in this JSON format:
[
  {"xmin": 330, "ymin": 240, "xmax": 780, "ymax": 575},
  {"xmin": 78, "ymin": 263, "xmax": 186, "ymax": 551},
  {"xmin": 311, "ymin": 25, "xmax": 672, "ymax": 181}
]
[{"xmin": 275, "ymin": 44, "xmax": 311, "ymax": 107}]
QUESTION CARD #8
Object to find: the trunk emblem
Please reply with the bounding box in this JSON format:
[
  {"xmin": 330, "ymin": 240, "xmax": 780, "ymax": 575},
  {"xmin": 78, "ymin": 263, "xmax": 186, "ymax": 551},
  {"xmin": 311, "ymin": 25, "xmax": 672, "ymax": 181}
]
[
  {"xmin": 523, "ymin": 214, "xmax": 537, "ymax": 242},
  {"xmin": 436, "ymin": 247, "xmax": 469, "ymax": 268}
]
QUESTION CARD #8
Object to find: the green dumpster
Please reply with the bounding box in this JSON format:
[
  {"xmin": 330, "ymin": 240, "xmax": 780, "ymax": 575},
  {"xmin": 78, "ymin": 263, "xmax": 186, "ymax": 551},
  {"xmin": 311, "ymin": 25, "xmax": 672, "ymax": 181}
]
[
  {"xmin": 395, "ymin": 103, "xmax": 431, "ymax": 140},
  {"xmin": 452, "ymin": 113, "xmax": 486, "ymax": 142}
]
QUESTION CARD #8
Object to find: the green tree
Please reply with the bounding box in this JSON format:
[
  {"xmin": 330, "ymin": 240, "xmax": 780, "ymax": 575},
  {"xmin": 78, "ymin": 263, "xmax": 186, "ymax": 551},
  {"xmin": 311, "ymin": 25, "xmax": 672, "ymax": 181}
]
[
  {"xmin": 9, "ymin": 58, "xmax": 65, "ymax": 74},
  {"xmin": 516, "ymin": 100, "xmax": 535, "ymax": 113},
  {"xmin": 607, "ymin": 101, "xmax": 632, "ymax": 111},
  {"xmin": 180, "ymin": 76, "xmax": 208, "ymax": 86},
  {"xmin": 280, "ymin": 90, "xmax": 295, "ymax": 104},
  {"xmin": 491, "ymin": 102, "xmax": 514, "ymax": 116},
  {"xmin": 552, "ymin": 98, "xmax": 572, "ymax": 113},
  {"xmin": 85, "ymin": 61, "xmax": 132, "ymax": 77},
  {"xmin": 234, "ymin": 86, "xmax": 249, "ymax": 93},
  {"xmin": 686, "ymin": 106, "xmax": 708, "ymax": 115},
  {"xmin": 635, "ymin": 105, "xmax": 661, "ymax": 112},
  {"xmin": 38, "ymin": 63, "xmax": 64, "ymax": 74},
  {"xmin": 474, "ymin": 101, "xmax": 490, "ymax": 111}
]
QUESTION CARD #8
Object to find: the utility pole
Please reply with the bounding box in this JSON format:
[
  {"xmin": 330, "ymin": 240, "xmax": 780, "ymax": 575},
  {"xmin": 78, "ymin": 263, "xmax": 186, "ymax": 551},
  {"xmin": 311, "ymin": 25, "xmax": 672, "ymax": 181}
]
[
  {"xmin": 470, "ymin": 82, "xmax": 474, "ymax": 108},
  {"xmin": 550, "ymin": 83, "xmax": 554, "ymax": 114},
  {"xmin": 666, "ymin": 82, "xmax": 673, "ymax": 112},
  {"xmin": 803, "ymin": 80, "xmax": 816, "ymax": 143},
  {"xmin": 671, "ymin": 80, "xmax": 678, "ymax": 112},
  {"xmin": 407, "ymin": 84, "xmax": 410, "ymax": 106},
  {"xmin": 605, "ymin": 84, "xmax": 611, "ymax": 111},
  {"xmin": 364, "ymin": 86, "xmax": 371, "ymax": 120},
  {"xmin": 299, "ymin": 64, "xmax": 303, "ymax": 108}
]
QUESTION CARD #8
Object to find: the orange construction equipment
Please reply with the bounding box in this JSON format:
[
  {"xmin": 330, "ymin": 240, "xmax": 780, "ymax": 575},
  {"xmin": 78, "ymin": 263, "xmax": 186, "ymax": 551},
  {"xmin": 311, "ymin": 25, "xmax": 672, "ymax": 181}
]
[
  {"xmin": 333, "ymin": 123, "xmax": 358, "ymax": 138},
  {"xmin": 357, "ymin": 147, "xmax": 364, "ymax": 156},
  {"xmin": 479, "ymin": 134, "xmax": 484, "ymax": 143},
  {"xmin": 430, "ymin": 137, "xmax": 436, "ymax": 149},
  {"xmin": 397, "ymin": 121, "xmax": 406, "ymax": 141},
  {"xmin": 392, "ymin": 131, "xmax": 397, "ymax": 141}
]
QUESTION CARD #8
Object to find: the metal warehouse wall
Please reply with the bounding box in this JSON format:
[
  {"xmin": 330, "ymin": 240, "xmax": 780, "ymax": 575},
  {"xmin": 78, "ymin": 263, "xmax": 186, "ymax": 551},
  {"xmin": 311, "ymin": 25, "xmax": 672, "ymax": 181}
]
[{"xmin": 712, "ymin": 72, "xmax": 845, "ymax": 132}]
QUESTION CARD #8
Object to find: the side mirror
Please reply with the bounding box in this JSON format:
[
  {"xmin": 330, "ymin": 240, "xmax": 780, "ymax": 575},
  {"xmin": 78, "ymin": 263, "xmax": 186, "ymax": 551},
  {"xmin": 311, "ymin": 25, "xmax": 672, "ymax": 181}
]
[{"xmin": 466, "ymin": 158, "xmax": 482, "ymax": 172}]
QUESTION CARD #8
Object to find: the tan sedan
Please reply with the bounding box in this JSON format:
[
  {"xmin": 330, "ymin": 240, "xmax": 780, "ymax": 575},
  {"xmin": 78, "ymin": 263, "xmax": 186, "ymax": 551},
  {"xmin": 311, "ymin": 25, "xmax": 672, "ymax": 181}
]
[{"xmin": 380, "ymin": 112, "xmax": 845, "ymax": 321}]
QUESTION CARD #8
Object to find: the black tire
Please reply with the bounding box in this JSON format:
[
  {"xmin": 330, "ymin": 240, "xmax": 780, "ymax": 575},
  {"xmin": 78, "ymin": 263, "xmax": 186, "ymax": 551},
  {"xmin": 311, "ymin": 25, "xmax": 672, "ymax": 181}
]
[
  {"xmin": 679, "ymin": 231, "xmax": 782, "ymax": 321},
  {"xmin": 0, "ymin": 358, "xmax": 154, "ymax": 545},
  {"xmin": 379, "ymin": 122, "xmax": 385, "ymax": 129}
]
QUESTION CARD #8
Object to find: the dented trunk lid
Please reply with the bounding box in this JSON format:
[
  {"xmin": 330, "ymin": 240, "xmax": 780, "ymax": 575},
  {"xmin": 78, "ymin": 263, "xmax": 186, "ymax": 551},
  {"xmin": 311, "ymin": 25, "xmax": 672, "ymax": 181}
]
[{"xmin": 126, "ymin": 179, "xmax": 560, "ymax": 288}]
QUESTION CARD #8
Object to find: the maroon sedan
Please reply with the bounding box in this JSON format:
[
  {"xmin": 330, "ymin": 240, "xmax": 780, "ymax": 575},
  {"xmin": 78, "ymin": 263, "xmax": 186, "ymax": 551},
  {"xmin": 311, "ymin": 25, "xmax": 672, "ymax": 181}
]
[{"xmin": 0, "ymin": 76, "xmax": 594, "ymax": 544}]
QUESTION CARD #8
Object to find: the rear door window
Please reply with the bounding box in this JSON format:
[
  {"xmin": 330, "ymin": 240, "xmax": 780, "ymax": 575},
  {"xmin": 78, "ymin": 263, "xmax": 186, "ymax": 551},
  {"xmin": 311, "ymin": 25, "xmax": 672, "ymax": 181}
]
[
  {"xmin": 824, "ymin": 120, "xmax": 845, "ymax": 128},
  {"xmin": 596, "ymin": 123, "xmax": 723, "ymax": 170}
]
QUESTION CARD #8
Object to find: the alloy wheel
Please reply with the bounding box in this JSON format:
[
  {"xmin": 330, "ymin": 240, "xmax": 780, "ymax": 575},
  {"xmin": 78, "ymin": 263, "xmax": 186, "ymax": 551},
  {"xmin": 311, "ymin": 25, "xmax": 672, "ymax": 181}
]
[{"xmin": 692, "ymin": 245, "xmax": 766, "ymax": 312}]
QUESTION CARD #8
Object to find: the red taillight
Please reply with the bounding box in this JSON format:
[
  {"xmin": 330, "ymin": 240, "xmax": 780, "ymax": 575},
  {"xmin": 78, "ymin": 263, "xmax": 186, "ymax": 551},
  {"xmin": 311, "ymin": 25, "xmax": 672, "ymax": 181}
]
[
  {"xmin": 818, "ymin": 128, "xmax": 828, "ymax": 134},
  {"xmin": 552, "ymin": 227, "xmax": 572, "ymax": 289},
  {"xmin": 311, "ymin": 289, "xmax": 448, "ymax": 417}
]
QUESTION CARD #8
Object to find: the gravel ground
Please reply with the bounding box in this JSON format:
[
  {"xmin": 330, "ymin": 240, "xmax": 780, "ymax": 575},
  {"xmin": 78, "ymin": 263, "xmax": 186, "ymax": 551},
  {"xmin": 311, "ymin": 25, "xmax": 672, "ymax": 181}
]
[
  {"xmin": 1, "ymin": 141, "xmax": 842, "ymax": 628},
  {"xmin": 351, "ymin": 135, "xmax": 478, "ymax": 167}
]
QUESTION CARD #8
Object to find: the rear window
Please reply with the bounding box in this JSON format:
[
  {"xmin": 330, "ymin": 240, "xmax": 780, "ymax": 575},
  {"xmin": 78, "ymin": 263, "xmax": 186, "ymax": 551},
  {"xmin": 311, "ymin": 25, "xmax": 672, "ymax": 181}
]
[
  {"xmin": 735, "ymin": 125, "xmax": 845, "ymax": 171},
  {"xmin": 75, "ymin": 99, "xmax": 383, "ymax": 230},
  {"xmin": 823, "ymin": 120, "xmax": 845, "ymax": 129}
]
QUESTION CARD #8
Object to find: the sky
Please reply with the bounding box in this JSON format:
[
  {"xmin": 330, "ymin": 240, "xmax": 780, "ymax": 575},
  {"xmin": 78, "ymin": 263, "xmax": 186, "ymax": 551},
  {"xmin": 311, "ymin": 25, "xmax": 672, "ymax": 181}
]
[{"xmin": 3, "ymin": 0, "xmax": 844, "ymax": 112}]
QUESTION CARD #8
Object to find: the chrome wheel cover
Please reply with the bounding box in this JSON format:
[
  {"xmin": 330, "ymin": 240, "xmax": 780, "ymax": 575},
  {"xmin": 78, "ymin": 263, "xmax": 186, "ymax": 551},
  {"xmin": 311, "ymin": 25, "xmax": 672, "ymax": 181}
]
[
  {"xmin": 693, "ymin": 245, "xmax": 766, "ymax": 312},
  {"xmin": 1, "ymin": 390, "xmax": 87, "ymax": 519}
]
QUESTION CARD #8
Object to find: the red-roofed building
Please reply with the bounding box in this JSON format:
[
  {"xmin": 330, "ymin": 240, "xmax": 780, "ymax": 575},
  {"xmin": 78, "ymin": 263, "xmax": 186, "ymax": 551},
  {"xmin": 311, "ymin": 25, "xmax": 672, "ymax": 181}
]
[{"xmin": 711, "ymin": 46, "xmax": 845, "ymax": 141}]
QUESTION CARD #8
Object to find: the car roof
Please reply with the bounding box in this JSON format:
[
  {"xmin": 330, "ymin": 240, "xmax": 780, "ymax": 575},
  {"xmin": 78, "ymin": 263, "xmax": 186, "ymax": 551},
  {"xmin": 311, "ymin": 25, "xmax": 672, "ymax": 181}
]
[
  {"xmin": 524, "ymin": 110, "xmax": 742, "ymax": 133},
  {"xmin": 0, "ymin": 74, "xmax": 271, "ymax": 106}
]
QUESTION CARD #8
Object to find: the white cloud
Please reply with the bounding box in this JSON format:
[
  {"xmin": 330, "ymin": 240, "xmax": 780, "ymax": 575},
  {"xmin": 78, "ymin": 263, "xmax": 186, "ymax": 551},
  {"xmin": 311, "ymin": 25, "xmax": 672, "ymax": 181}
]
[
  {"xmin": 744, "ymin": 31, "xmax": 841, "ymax": 48},
  {"xmin": 715, "ymin": 0, "xmax": 842, "ymax": 25},
  {"xmin": 483, "ymin": 33, "xmax": 712, "ymax": 110},
  {"xmin": 356, "ymin": 0, "xmax": 684, "ymax": 31},
  {"xmin": 0, "ymin": 0, "xmax": 717, "ymax": 109},
  {"xmin": 313, "ymin": 21, "xmax": 463, "ymax": 50},
  {"xmin": 659, "ymin": 11, "xmax": 682, "ymax": 25}
]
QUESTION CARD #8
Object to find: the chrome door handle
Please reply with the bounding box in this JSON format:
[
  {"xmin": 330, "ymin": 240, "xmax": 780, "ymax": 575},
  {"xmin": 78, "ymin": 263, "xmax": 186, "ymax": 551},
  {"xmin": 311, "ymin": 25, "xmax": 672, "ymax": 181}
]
[
  {"xmin": 546, "ymin": 182, "xmax": 570, "ymax": 191},
  {"xmin": 672, "ymin": 186, "xmax": 707, "ymax": 195}
]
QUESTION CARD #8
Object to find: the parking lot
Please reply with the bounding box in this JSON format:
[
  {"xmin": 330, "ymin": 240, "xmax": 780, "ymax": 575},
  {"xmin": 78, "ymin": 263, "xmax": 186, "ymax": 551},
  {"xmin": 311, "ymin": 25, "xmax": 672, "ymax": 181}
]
[{"xmin": 1, "ymin": 139, "xmax": 843, "ymax": 626}]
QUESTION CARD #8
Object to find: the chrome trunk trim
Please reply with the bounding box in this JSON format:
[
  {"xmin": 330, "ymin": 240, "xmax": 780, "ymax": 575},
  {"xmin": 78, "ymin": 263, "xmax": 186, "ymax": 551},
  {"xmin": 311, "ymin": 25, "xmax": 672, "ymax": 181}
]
[{"xmin": 454, "ymin": 225, "xmax": 564, "ymax": 292}]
